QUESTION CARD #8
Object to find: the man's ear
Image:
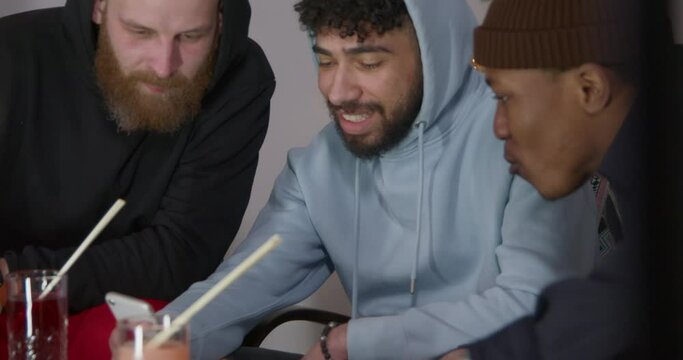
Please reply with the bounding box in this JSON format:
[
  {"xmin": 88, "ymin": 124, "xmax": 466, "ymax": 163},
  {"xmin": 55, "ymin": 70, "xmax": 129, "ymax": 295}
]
[
  {"xmin": 575, "ymin": 63, "xmax": 612, "ymax": 115},
  {"xmin": 92, "ymin": 0, "xmax": 106, "ymax": 25}
]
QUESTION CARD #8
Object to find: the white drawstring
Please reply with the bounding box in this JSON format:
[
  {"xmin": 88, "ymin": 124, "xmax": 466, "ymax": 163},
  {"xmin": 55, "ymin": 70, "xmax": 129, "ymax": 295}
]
[
  {"xmin": 410, "ymin": 121, "xmax": 426, "ymax": 295},
  {"xmin": 351, "ymin": 158, "xmax": 360, "ymax": 318},
  {"xmin": 352, "ymin": 121, "xmax": 426, "ymax": 313}
]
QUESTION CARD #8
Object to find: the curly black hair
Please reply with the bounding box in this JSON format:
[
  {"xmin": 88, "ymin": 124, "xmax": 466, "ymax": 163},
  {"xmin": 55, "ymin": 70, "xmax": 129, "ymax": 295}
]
[{"xmin": 293, "ymin": 0, "xmax": 409, "ymax": 42}]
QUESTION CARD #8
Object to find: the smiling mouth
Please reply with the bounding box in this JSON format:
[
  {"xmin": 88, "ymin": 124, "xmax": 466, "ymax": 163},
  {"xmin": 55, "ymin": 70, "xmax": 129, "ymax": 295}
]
[
  {"xmin": 339, "ymin": 110, "xmax": 372, "ymax": 123},
  {"xmin": 335, "ymin": 109, "xmax": 378, "ymax": 136}
]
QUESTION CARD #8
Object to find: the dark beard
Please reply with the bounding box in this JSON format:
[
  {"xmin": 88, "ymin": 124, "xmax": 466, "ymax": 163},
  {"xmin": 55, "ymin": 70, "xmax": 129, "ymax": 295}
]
[
  {"xmin": 94, "ymin": 21, "xmax": 216, "ymax": 133},
  {"xmin": 329, "ymin": 82, "xmax": 423, "ymax": 159}
]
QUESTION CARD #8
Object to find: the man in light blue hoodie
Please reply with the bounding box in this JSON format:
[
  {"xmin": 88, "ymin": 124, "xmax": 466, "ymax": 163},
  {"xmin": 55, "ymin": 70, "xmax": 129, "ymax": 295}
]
[{"xmin": 163, "ymin": 1, "xmax": 599, "ymax": 359}]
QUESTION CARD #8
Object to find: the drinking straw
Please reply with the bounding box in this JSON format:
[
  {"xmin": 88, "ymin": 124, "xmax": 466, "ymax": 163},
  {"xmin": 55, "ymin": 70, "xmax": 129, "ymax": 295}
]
[
  {"xmin": 147, "ymin": 234, "xmax": 283, "ymax": 348},
  {"xmin": 39, "ymin": 199, "xmax": 126, "ymax": 299}
]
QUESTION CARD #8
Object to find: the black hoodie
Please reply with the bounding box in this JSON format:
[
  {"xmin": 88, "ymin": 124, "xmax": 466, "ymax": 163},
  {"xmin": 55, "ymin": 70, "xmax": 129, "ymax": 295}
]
[{"xmin": 0, "ymin": 0, "xmax": 275, "ymax": 313}]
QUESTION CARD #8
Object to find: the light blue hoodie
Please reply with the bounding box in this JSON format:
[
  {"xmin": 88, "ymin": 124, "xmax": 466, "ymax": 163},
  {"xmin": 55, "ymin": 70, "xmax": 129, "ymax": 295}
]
[{"xmin": 164, "ymin": 1, "xmax": 598, "ymax": 358}]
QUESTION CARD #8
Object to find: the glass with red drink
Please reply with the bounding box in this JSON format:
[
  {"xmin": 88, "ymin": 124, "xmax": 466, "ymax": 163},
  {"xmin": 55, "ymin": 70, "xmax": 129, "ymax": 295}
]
[
  {"xmin": 111, "ymin": 314, "xmax": 189, "ymax": 360},
  {"xmin": 5, "ymin": 270, "xmax": 68, "ymax": 360}
]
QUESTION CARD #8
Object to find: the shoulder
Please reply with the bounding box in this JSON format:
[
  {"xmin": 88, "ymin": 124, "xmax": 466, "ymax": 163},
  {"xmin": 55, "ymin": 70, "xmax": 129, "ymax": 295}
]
[
  {"xmin": 243, "ymin": 38, "xmax": 275, "ymax": 84},
  {"xmin": 190, "ymin": 38, "xmax": 276, "ymax": 139},
  {"xmin": 0, "ymin": 8, "xmax": 62, "ymax": 46},
  {"xmin": 0, "ymin": 8, "xmax": 65, "ymax": 73},
  {"xmin": 209, "ymin": 38, "xmax": 275, "ymax": 101}
]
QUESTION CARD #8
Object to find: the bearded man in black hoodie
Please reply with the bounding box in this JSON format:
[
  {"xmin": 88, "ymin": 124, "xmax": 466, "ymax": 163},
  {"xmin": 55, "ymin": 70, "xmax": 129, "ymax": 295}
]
[{"xmin": 0, "ymin": 0, "xmax": 273, "ymax": 356}]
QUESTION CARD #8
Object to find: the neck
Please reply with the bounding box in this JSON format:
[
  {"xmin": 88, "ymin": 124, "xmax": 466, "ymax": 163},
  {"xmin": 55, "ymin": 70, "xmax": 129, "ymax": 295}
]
[{"xmin": 594, "ymin": 82, "xmax": 636, "ymax": 170}]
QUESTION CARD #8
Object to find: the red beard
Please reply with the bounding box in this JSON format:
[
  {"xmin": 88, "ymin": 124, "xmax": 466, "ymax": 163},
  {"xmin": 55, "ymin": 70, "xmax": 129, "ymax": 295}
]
[{"xmin": 94, "ymin": 21, "xmax": 216, "ymax": 133}]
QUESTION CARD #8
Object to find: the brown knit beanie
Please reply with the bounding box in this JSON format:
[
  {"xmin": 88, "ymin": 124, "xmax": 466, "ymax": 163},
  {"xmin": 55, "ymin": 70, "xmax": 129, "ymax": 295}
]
[{"xmin": 473, "ymin": 0, "xmax": 640, "ymax": 69}]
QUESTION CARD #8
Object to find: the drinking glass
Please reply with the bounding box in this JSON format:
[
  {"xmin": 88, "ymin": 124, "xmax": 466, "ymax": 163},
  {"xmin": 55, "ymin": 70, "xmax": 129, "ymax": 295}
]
[
  {"xmin": 111, "ymin": 314, "xmax": 189, "ymax": 360},
  {"xmin": 6, "ymin": 270, "xmax": 68, "ymax": 360}
]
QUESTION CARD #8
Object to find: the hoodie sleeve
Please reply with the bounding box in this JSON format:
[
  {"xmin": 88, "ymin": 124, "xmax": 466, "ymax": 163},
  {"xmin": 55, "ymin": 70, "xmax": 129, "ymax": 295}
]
[
  {"xmin": 467, "ymin": 238, "xmax": 644, "ymax": 360},
  {"xmin": 162, "ymin": 148, "xmax": 335, "ymax": 360},
  {"xmin": 346, "ymin": 176, "xmax": 598, "ymax": 360}
]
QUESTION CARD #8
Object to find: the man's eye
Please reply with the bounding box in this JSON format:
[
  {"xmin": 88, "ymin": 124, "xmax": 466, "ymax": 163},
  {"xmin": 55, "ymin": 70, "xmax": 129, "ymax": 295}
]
[
  {"xmin": 317, "ymin": 58, "xmax": 334, "ymax": 68},
  {"xmin": 360, "ymin": 62, "xmax": 381, "ymax": 70},
  {"xmin": 131, "ymin": 29, "xmax": 152, "ymax": 37},
  {"xmin": 181, "ymin": 33, "xmax": 202, "ymax": 41}
]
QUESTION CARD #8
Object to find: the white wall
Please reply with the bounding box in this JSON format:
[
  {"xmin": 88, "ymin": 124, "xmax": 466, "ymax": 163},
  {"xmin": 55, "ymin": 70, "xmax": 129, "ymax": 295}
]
[
  {"xmin": 0, "ymin": 0, "xmax": 64, "ymax": 17},
  {"xmin": 467, "ymin": 0, "xmax": 492, "ymax": 24}
]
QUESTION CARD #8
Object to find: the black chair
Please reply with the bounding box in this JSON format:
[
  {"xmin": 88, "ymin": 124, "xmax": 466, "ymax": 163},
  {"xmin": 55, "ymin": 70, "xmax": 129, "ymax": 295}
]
[{"xmin": 242, "ymin": 305, "xmax": 350, "ymax": 347}]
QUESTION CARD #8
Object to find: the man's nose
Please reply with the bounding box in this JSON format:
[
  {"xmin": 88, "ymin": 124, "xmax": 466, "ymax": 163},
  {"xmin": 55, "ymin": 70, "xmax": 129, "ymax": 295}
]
[
  {"xmin": 324, "ymin": 66, "xmax": 361, "ymax": 106},
  {"xmin": 150, "ymin": 39, "xmax": 181, "ymax": 79},
  {"xmin": 493, "ymin": 104, "xmax": 510, "ymax": 140}
]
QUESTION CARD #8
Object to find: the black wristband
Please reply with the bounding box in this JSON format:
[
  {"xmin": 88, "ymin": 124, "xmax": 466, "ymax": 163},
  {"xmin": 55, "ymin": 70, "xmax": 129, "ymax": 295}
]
[{"xmin": 319, "ymin": 321, "xmax": 339, "ymax": 360}]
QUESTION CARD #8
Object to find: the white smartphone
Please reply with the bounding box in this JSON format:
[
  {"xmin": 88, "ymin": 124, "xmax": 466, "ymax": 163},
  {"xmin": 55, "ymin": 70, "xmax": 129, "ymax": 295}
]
[{"xmin": 105, "ymin": 292, "xmax": 155, "ymax": 321}]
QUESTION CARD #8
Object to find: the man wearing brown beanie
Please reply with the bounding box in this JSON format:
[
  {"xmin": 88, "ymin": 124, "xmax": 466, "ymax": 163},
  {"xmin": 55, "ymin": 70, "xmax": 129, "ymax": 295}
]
[{"xmin": 441, "ymin": 0, "xmax": 649, "ymax": 359}]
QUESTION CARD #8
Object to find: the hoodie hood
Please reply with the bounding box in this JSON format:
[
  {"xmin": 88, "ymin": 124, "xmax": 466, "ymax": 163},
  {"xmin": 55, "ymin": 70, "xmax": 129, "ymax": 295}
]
[
  {"xmin": 385, "ymin": 0, "xmax": 483, "ymax": 157},
  {"xmin": 61, "ymin": 0, "xmax": 252, "ymax": 93},
  {"xmin": 406, "ymin": 0, "xmax": 479, "ymax": 126}
]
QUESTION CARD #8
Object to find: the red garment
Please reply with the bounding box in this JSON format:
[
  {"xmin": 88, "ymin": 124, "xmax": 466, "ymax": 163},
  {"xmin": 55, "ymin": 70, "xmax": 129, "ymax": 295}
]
[{"xmin": 0, "ymin": 299, "xmax": 167, "ymax": 360}]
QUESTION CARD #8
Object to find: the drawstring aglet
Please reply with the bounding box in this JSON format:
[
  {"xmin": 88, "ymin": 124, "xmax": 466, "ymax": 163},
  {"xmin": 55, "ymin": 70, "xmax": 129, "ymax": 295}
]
[{"xmin": 410, "ymin": 278, "xmax": 416, "ymax": 294}]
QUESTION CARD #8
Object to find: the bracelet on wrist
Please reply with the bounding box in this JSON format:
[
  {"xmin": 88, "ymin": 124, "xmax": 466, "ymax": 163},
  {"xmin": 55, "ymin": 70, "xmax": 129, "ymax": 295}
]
[{"xmin": 319, "ymin": 321, "xmax": 339, "ymax": 360}]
